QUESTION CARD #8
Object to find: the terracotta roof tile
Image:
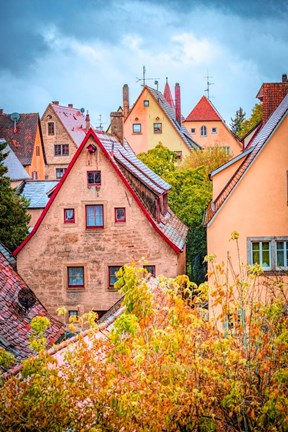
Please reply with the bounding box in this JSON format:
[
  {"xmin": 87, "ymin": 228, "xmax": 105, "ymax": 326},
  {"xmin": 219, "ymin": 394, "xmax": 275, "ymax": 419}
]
[
  {"xmin": 185, "ymin": 96, "xmax": 222, "ymax": 122},
  {"xmin": 0, "ymin": 248, "xmax": 64, "ymax": 365},
  {"xmin": 0, "ymin": 113, "xmax": 39, "ymax": 166}
]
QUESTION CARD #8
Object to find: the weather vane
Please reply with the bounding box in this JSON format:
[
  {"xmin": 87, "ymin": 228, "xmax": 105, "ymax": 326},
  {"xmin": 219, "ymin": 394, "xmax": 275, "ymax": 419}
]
[
  {"xmin": 204, "ymin": 72, "xmax": 214, "ymax": 100},
  {"xmin": 136, "ymin": 65, "xmax": 159, "ymax": 87}
]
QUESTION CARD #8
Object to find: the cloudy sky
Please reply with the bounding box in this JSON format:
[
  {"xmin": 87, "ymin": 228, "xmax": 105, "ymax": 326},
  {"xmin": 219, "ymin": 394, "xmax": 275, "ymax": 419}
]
[{"xmin": 1, "ymin": 0, "xmax": 287, "ymax": 129}]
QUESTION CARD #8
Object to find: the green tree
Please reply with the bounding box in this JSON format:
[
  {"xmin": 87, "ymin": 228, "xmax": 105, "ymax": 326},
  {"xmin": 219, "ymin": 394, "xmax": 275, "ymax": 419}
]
[
  {"xmin": 239, "ymin": 103, "xmax": 263, "ymax": 138},
  {"xmin": 230, "ymin": 107, "xmax": 246, "ymax": 136},
  {"xmin": 138, "ymin": 143, "xmax": 177, "ymax": 177},
  {"xmin": 0, "ymin": 140, "xmax": 30, "ymax": 251}
]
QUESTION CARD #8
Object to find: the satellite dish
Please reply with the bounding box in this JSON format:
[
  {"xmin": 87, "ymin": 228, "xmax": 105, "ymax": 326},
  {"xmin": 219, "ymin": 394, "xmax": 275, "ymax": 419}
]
[
  {"xmin": 80, "ymin": 108, "xmax": 85, "ymax": 113},
  {"xmin": 18, "ymin": 287, "xmax": 37, "ymax": 311},
  {"xmin": 10, "ymin": 112, "xmax": 20, "ymax": 122}
]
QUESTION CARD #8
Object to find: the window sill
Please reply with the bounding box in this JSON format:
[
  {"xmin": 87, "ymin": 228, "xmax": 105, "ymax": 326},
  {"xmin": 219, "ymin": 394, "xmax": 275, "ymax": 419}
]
[
  {"xmin": 67, "ymin": 287, "xmax": 85, "ymax": 291},
  {"xmin": 132, "ymin": 132, "xmax": 142, "ymax": 135}
]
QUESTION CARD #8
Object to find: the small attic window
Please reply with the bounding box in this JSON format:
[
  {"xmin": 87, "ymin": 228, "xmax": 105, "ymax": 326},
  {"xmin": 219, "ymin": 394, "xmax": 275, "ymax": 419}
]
[
  {"xmin": 48, "ymin": 122, "xmax": 55, "ymax": 135},
  {"xmin": 144, "ymin": 100, "xmax": 149, "ymax": 107}
]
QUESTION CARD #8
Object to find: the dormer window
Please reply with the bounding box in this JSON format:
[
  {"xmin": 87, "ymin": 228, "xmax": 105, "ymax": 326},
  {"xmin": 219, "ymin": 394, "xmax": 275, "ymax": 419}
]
[
  {"xmin": 87, "ymin": 171, "xmax": 101, "ymax": 186},
  {"xmin": 48, "ymin": 122, "xmax": 55, "ymax": 135}
]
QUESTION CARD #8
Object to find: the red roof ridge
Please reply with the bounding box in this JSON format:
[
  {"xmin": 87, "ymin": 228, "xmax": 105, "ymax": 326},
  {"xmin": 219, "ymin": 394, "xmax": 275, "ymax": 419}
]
[{"xmin": 185, "ymin": 95, "xmax": 222, "ymax": 122}]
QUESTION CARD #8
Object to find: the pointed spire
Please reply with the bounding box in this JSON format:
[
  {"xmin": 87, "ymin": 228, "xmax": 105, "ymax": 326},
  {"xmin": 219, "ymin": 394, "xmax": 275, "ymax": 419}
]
[{"xmin": 163, "ymin": 77, "xmax": 175, "ymax": 109}]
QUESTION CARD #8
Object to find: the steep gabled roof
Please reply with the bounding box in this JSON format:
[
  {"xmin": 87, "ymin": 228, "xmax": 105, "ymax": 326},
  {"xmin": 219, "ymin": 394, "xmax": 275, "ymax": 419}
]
[
  {"xmin": 14, "ymin": 130, "xmax": 188, "ymax": 255},
  {"xmin": 2, "ymin": 143, "xmax": 30, "ymax": 181},
  {"xmin": 18, "ymin": 180, "xmax": 59, "ymax": 209},
  {"xmin": 163, "ymin": 80, "xmax": 175, "ymax": 110},
  {"xmin": 205, "ymin": 94, "xmax": 288, "ymax": 226},
  {"xmin": 146, "ymin": 86, "xmax": 201, "ymax": 150},
  {"xmin": 185, "ymin": 96, "xmax": 222, "ymax": 122},
  {"xmin": 0, "ymin": 113, "xmax": 43, "ymax": 166},
  {"xmin": 0, "ymin": 248, "xmax": 64, "ymax": 364},
  {"xmin": 50, "ymin": 103, "xmax": 88, "ymax": 147}
]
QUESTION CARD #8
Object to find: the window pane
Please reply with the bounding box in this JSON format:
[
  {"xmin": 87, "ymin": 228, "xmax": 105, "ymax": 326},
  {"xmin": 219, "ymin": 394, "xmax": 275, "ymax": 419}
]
[
  {"xmin": 144, "ymin": 265, "xmax": 155, "ymax": 276},
  {"xmin": 153, "ymin": 123, "xmax": 162, "ymax": 133},
  {"xmin": 115, "ymin": 208, "xmax": 125, "ymax": 222},
  {"xmin": 277, "ymin": 241, "xmax": 286, "ymax": 267},
  {"xmin": 64, "ymin": 209, "xmax": 74, "ymax": 222},
  {"xmin": 62, "ymin": 144, "xmax": 69, "ymax": 156},
  {"xmin": 262, "ymin": 242, "xmax": 270, "ymax": 268},
  {"xmin": 252, "ymin": 243, "xmax": 260, "ymax": 264},
  {"xmin": 68, "ymin": 267, "xmax": 84, "ymax": 286},
  {"xmin": 133, "ymin": 123, "xmax": 141, "ymax": 133},
  {"xmin": 87, "ymin": 171, "xmax": 101, "ymax": 185},
  {"xmin": 109, "ymin": 266, "xmax": 121, "ymax": 287},
  {"xmin": 54, "ymin": 145, "xmax": 61, "ymax": 156},
  {"xmin": 86, "ymin": 205, "xmax": 103, "ymax": 227}
]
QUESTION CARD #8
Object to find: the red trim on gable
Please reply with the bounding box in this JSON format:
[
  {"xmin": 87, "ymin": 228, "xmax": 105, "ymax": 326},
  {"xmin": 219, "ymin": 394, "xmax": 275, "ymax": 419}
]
[{"xmin": 14, "ymin": 129, "xmax": 181, "ymax": 256}]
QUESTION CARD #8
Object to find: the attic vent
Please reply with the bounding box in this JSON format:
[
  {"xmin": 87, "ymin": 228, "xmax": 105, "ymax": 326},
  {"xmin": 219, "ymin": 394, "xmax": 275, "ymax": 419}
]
[{"xmin": 18, "ymin": 287, "xmax": 37, "ymax": 312}]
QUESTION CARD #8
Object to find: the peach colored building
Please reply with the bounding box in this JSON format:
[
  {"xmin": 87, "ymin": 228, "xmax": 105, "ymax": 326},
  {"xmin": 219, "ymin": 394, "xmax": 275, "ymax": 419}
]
[
  {"xmin": 123, "ymin": 82, "xmax": 201, "ymax": 160},
  {"xmin": 205, "ymin": 88, "xmax": 288, "ymax": 326},
  {"xmin": 14, "ymin": 129, "xmax": 188, "ymax": 321},
  {"xmin": 41, "ymin": 102, "xmax": 91, "ymax": 180},
  {"xmin": 0, "ymin": 111, "xmax": 46, "ymax": 180},
  {"xmin": 183, "ymin": 96, "xmax": 242, "ymax": 157}
]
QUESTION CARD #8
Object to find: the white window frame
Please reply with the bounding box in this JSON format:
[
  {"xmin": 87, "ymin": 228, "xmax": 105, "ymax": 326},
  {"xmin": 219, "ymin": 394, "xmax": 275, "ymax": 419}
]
[{"xmin": 247, "ymin": 237, "xmax": 288, "ymax": 271}]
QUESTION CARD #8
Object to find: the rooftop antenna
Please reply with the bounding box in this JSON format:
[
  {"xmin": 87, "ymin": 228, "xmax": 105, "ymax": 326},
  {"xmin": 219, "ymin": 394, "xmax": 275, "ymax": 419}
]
[
  {"xmin": 136, "ymin": 65, "xmax": 159, "ymax": 87},
  {"xmin": 204, "ymin": 72, "xmax": 214, "ymax": 100},
  {"xmin": 10, "ymin": 112, "xmax": 20, "ymax": 133},
  {"xmin": 96, "ymin": 114, "xmax": 104, "ymax": 131}
]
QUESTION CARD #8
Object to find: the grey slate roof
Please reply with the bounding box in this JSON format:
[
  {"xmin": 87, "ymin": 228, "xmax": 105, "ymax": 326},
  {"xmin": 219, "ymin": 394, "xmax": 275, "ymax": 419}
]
[
  {"xmin": 147, "ymin": 86, "xmax": 202, "ymax": 151},
  {"xmin": 96, "ymin": 132, "xmax": 188, "ymax": 251},
  {"xmin": 0, "ymin": 243, "xmax": 16, "ymax": 268},
  {"xmin": 19, "ymin": 180, "xmax": 59, "ymax": 208},
  {"xmin": 1, "ymin": 142, "xmax": 30, "ymax": 181}
]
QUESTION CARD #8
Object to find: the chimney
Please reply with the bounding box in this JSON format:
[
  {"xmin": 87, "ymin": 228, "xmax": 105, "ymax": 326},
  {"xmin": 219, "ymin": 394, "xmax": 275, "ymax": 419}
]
[
  {"xmin": 52, "ymin": 101, "xmax": 59, "ymax": 105},
  {"xmin": 257, "ymin": 73, "xmax": 288, "ymax": 123},
  {"xmin": 0, "ymin": 109, "xmax": 3, "ymax": 115},
  {"xmin": 85, "ymin": 112, "xmax": 91, "ymax": 130},
  {"xmin": 175, "ymin": 83, "xmax": 181, "ymax": 126},
  {"xmin": 68, "ymin": 103, "xmax": 73, "ymax": 108},
  {"xmin": 123, "ymin": 84, "xmax": 130, "ymax": 120},
  {"xmin": 110, "ymin": 111, "xmax": 124, "ymax": 145}
]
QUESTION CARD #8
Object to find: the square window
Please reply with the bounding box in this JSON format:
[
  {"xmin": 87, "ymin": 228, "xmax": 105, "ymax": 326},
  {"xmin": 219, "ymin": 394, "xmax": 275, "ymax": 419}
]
[
  {"xmin": 144, "ymin": 100, "xmax": 149, "ymax": 107},
  {"xmin": 109, "ymin": 266, "xmax": 122, "ymax": 288},
  {"xmin": 191, "ymin": 128, "xmax": 196, "ymax": 134},
  {"xmin": 211, "ymin": 127, "xmax": 217, "ymax": 134},
  {"xmin": 56, "ymin": 168, "xmax": 66, "ymax": 179},
  {"xmin": 115, "ymin": 207, "xmax": 126, "ymax": 223},
  {"xmin": 54, "ymin": 144, "xmax": 69, "ymax": 156},
  {"xmin": 87, "ymin": 171, "xmax": 101, "ymax": 186},
  {"xmin": 48, "ymin": 122, "xmax": 55, "ymax": 135},
  {"xmin": 143, "ymin": 265, "xmax": 156, "ymax": 277},
  {"xmin": 153, "ymin": 123, "xmax": 162, "ymax": 133},
  {"xmin": 68, "ymin": 267, "xmax": 84, "ymax": 288},
  {"xmin": 64, "ymin": 208, "xmax": 75, "ymax": 223},
  {"xmin": 133, "ymin": 123, "xmax": 141, "ymax": 133},
  {"xmin": 86, "ymin": 204, "xmax": 104, "ymax": 228}
]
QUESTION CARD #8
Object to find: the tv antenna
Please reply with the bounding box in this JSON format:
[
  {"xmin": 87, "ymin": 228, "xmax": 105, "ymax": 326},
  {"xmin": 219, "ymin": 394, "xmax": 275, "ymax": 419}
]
[
  {"xmin": 204, "ymin": 73, "xmax": 214, "ymax": 100},
  {"xmin": 96, "ymin": 114, "xmax": 104, "ymax": 131},
  {"xmin": 10, "ymin": 112, "xmax": 20, "ymax": 133},
  {"xmin": 136, "ymin": 65, "xmax": 159, "ymax": 87}
]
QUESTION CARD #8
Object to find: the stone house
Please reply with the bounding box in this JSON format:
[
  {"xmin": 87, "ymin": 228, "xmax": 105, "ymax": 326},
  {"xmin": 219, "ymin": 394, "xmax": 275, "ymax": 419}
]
[
  {"xmin": 122, "ymin": 81, "xmax": 201, "ymax": 160},
  {"xmin": 183, "ymin": 96, "xmax": 242, "ymax": 157},
  {"xmin": 205, "ymin": 80, "xmax": 288, "ymax": 327},
  {"xmin": 14, "ymin": 129, "xmax": 188, "ymax": 321},
  {"xmin": 41, "ymin": 102, "xmax": 91, "ymax": 180},
  {"xmin": 0, "ymin": 110, "xmax": 46, "ymax": 180}
]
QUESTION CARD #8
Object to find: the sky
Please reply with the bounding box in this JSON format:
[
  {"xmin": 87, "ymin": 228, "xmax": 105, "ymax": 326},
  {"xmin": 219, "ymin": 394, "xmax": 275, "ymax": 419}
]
[{"xmin": 0, "ymin": 0, "xmax": 287, "ymax": 130}]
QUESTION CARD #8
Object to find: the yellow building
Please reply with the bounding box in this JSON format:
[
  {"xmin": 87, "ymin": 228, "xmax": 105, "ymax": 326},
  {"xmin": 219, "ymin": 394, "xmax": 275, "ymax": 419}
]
[
  {"xmin": 183, "ymin": 96, "xmax": 242, "ymax": 157},
  {"xmin": 123, "ymin": 82, "xmax": 201, "ymax": 160}
]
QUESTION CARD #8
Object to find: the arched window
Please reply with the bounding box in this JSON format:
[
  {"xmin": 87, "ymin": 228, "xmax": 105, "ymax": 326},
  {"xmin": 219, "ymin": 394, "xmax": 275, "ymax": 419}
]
[{"xmin": 201, "ymin": 125, "xmax": 207, "ymax": 136}]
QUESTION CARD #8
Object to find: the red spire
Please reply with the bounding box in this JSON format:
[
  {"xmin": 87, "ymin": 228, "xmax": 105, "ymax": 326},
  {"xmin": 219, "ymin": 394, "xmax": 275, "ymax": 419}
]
[{"xmin": 163, "ymin": 78, "xmax": 175, "ymax": 109}]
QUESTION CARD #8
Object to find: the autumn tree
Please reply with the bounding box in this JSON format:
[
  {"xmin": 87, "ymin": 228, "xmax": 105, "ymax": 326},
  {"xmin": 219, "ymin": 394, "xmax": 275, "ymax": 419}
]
[
  {"xmin": 0, "ymin": 257, "xmax": 287, "ymax": 431},
  {"xmin": 0, "ymin": 140, "xmax": 30, "ymax": 251},
  {"xmin": 138, "ymin": 142, "xmax": 177, "ymax": 177}
]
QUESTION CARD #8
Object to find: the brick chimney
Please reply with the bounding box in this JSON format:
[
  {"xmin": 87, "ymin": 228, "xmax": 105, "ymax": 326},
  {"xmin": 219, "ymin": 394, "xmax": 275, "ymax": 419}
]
[
  {"xmin": 257, "ymin": 73, "xmax": 288, "ymax": 123},
  {"xmin": 110, "ymin": 111, "xmax": 124, "ymax": 144},
  {"xmin": 52, "ymin": 101, "xmax": 59, "ymax": 105},
  {"xmin": 85, "ymin": 112, "xmax": 90, "ymax": 130},
  {"xmin": 68, "ymin": 103, "xmax": 73, "ymax": 108},
  {"xmin": 123, "ymin": 84, "xmax": 130, "ymax": 120},
  {"xmin": 175, "ymin": 83, "xmax": 181, "ymax": 126}
]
